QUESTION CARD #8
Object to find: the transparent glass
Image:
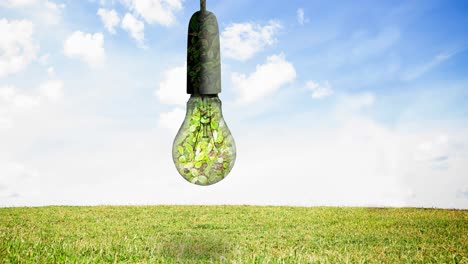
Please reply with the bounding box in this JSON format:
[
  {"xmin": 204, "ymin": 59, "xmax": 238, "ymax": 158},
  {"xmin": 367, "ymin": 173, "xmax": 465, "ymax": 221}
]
[{"xmin": 172, "ymin": 95, "xmax": 236, "ymax": 185}]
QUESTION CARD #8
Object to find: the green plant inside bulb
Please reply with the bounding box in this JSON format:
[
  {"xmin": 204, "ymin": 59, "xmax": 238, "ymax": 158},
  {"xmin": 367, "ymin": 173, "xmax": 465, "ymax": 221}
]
[
  {"xmin": 173, "ymin": 95, "xmax": 236, "ymax": 185},
  {"xmin": 173, "ymin": 0, "xmax": 235, "ymax": 185}
]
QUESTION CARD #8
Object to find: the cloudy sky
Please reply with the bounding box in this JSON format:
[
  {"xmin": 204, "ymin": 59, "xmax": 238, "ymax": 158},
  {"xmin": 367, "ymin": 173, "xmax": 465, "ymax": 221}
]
[{"xmin": 1, "ymin": 0, "xmax": 467, "ymax": 208}]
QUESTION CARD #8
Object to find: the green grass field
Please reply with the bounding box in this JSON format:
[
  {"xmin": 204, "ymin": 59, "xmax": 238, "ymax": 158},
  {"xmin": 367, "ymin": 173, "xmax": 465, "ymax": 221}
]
[{"xmin": 0, "ymin": 206, "xmax": 466, "ymax": 263}]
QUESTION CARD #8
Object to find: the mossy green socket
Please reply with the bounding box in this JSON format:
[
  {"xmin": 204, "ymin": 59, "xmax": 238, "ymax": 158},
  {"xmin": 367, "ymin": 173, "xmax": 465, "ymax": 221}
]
[{"xmin": 186, "ymin": 4, "xmax": 221, "ymax": 95}]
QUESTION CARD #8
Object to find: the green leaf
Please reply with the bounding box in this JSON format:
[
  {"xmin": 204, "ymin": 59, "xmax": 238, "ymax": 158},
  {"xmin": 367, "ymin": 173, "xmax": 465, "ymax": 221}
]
[
  {"xmin": 177, "ymin": 146, "xmax": 184, "ymax": 155},
  {"xmin": 198, "ymin": 176, "xmax": 208, "ymax": 185},
  {"xmin": 215, "ymin": 134, "xmax": 224, "ymax": 144},
  {"xmin": 201, "ymin": 117, "xmax": 210, "ymax": 124},
  {"xmin": 184, "ymin": 163, "xmax": 194, "ymax": 169},
  {"xmin": 190, "ymin": 168, "xmax": 199, "ymax": 177},
  {"xmin": 211, "ymin": 120, "xmax": 219, "ymax": 129},
  {"xmin": 184, "ymin": 143, "xmax": 193, "ymax": 153},
  {"xmin": 195, "ymin": 153, "xmax": 204, "ymax": 162},
  {"xmin": 199, "ymin": 141, "xmax": 208, "ymax": 150}
]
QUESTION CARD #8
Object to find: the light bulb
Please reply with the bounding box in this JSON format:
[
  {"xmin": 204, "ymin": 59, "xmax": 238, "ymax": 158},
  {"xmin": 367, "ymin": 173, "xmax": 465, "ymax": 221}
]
[
  {"xmin": 172, "ymin": 0, "xmax": 236, "ymax": 185},
  {"xmin": 173, "ymin": 95, "xmax": 236, "ymax": 185}
]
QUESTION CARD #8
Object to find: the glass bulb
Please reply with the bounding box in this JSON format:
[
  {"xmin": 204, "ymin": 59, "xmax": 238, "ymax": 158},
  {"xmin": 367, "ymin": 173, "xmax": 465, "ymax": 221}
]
[{"xmin": 172, "ymin": 95, "xmax": 236, "ymax": 186}]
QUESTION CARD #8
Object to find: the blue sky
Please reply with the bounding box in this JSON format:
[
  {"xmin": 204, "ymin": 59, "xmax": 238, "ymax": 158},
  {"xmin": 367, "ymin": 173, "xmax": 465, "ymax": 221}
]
[{"xmin": 0, "ymin": 0, "xmax": 467, "ymax": 208}]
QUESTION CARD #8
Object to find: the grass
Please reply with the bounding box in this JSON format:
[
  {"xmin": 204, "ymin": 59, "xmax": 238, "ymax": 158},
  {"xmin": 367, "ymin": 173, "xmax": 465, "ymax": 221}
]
[{"xmin": 0, "ymin": 206, "xmax": 467, "ymax": 263}]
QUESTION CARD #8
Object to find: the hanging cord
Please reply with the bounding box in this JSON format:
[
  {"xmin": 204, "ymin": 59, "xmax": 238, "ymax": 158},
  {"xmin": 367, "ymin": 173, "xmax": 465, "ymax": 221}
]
[{"xmin": 200, "ymin": 0, "xmax": 206, "ymax": 11}]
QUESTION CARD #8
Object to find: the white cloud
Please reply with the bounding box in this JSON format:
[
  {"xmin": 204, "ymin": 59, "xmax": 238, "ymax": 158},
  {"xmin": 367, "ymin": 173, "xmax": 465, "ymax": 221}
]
[
  {"xmin": 231, "ymin": 54, "xmax": 296, "ymax": 104},
  {"xmin": 221, "ymin": 21, "xmax": 281, "ymax": 61},
  {"xmin": 47, "ymin": 66, "xmax": 55, "ymax": 76},
  {"xmin": 155, "ymin": 64, "xmax": 189, "ymax": 131},
  {"xmin": 0, "ymin": 19, "xmax": 38, "ymax": 78},
  {"xmin": 457, "ymin": 187, "xmax": 468, "ymax": 199},
  {"xmin": 41, "ymin": 0, "xmax": 65, "ymax": 25},
  {"xmin": 155, "ymin": 64, "xmax": 188, "ymax": 107},
  {"xmin": 0, "ymin": 85, "xmax": 40, "ymax": 109},
  {"xmin": 340, "ymin": 92, "xmax": 375, "ymax": 110},
  {"xmin": 414, "ymin": 135, "xmax": 449, "ymax": 162},
  {"xmin": 0, "ymin": 0, "xmax": 37, "ymax": 7},
  {"xmin": 64, "ymin": 31, "xmax": 105, "ymax": 68},
  {"xmin": 1, "ymin": 0, "xmax": 65, "ymax": 25},
  {"xmin": 297, "ymin": 8, "xmax": 308, "ymax": 25},
  {"xmin": 159, "ymin": 107, "xmax": 185, "ymax": 131},
  {"xmin": 402, "ymin": 51, "xmax": 459, "ymax": 81},
  {"xmin": 228, "ymin": 116, "xmax": 411, "ymax": 207},
  {"xmin": 0, "ymin": 80, "xmax": 63, "ymax": 112},
  {"xmin": 0, "ymin": 162, "xmax": 40, "ymax": 199},
  {"xmin": 122, "ymin": 0, "xmax": 183, "ymax": 26},
  {"xmin": 39, "ymin": 79, "xmax": 64, "ymax": 103},
  {"xmin": 98, "ymin": 8, "xmax": 120, "ymax": 34},
  {"xmin": 121, "ymin": 13, "xmax": 145, "ymax": 46},
  {"xmin": 306, "ymin": 80, "xmax": 333, "ymax": 99},
  {"xmin": 0, "ymin": 118, "xmax": 13, "ymax": 130},
  {"xmin": 0, "ymin": 79, "xmax": 63, "ymax": 132},
  {"xmin": 351, "ymin": 28, "xmax": 400, "ymax": 59},
  {"xmin": 39, "ymin": 54, "xmax": 50, "ymax": 65}
]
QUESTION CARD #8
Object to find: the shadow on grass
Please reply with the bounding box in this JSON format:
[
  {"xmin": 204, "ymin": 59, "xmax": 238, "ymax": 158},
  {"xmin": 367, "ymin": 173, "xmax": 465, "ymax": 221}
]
[{"xmin": 161, "ymin": 233, "xmax": 232, "ymax": 262}]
